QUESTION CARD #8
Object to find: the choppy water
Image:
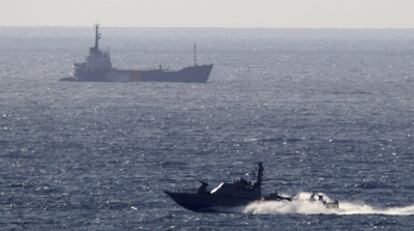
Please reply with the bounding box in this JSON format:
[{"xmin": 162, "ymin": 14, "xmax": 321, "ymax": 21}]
[{"xmin": 0, "ymin": 27, "xmax": 413, "ymax": 230}]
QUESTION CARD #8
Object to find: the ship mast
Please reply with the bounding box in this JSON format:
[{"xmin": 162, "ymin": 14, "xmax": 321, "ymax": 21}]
[
  {"xmin": 94, "ymin": 24, "xmax": 101, "ymax": 51},
  {"xmin": 254, "ymin": 162, "xmax": 264, "ymax": 190},
  {"xmin": 193, "ymin": 43, "xmax": 197, "ymax": 66}
]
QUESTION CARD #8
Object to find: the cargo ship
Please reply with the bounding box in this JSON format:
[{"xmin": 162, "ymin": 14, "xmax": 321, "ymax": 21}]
[{"xmin": 60, "ymin": 25, "xmax": 213, "ymax": 83}]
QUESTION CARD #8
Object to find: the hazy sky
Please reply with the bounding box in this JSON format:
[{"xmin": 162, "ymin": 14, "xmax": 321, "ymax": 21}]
[{"xmin": 1, "ymin": 0, "xmax": 414, "ymax": 28}]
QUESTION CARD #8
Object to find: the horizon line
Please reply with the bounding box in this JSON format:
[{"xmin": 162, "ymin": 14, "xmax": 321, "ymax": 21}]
[{"xmin": 1, "ymin": 25, "xmax": 414, "ymax": 30}]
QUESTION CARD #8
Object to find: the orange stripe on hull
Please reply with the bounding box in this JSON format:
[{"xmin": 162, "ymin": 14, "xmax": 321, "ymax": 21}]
[{"xmin": 129, "ymin": 71, "xmax": 142, "ymax": 81}]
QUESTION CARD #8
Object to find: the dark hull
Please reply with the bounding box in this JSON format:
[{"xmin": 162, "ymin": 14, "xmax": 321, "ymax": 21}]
[
  {"xmin": 165, "ymin": 191, "xmax": 338, "ymax": 213},
  {"xmin": 62, "ymin": 64, "xmax": 213, "ymax": 83},
  {"xmin": 164, "ymin": 191, "xmax": 258, "ymax": 213}
]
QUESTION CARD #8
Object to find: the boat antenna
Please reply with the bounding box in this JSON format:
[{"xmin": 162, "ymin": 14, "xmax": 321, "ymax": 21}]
[
  {"xmin": 193, "ymin": 43, "xmax": 197, "ymax": 66},
  {"xmin": 94, "ymin": 24, "xmax": 101, "ymax": 51},
  {"xmin": 254, "ymin": 162, "xmax": 264, "ymax": 189}
]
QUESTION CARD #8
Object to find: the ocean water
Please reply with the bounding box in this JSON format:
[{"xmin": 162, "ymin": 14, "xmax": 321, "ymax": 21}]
[{"xmin": 0, "ymin": 27, "xmax": 413, "ymax": 230}]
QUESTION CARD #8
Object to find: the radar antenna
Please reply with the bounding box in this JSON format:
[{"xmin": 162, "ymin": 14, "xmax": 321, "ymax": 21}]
[{"xmin": 254, "ymin": 162, "xmax": 264, "ymax": 190}]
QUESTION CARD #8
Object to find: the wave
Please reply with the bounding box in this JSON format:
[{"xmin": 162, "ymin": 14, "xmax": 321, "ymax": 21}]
[{"xmin": 242, "ymin": 192, "xmax": 414, "ymax": 216}]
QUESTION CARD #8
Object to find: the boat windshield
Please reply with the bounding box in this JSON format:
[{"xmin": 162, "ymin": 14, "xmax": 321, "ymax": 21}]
[{"xmin": 210, "ymin": 182, "xmax": 224, "ymax": 194}]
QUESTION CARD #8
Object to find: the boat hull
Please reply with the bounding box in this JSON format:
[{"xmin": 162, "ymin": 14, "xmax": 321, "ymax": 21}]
[
  {"xmin": 164, "ymin": 191, "xmax": 338, "ymax": 213},
  {"xmin": 61, "ymin": 64, "xmax": 213, "ymax": 83},
  {"xmin": 164, "ymin": 191, "xmax": 258, "ymax": 212}
]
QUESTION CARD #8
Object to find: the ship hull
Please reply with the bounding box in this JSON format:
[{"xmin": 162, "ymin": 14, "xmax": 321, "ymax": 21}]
[
  {"xmin": 164, "ymin": 191, "xmax": 338, "ymax": 213},
  {"xmin": 164, "ymin": 191, "xmax": 258, "ymax": 213},
  {"xmin": 61, "ymin": 64, "xmax": 213, "ymax": 83}
]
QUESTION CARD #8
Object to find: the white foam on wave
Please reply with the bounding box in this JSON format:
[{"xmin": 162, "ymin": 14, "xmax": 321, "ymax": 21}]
[{"xmin": 243, "ymin": 192, "xmax": 414, "ymax": 216}]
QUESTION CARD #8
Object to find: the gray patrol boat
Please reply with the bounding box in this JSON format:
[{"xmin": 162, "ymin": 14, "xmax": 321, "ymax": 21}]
[
  {"xmin": 60, "ymin": 25, "xmax": 213, "ymax": 83},
  {"xmin": 164, "ymin": 162, "xmax": 339, "ymax": 213}
]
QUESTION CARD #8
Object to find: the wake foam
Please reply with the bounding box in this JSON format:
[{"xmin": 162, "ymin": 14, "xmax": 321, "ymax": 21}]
[{"xmin": 242, "ymin": 192, "xmax": 414, "ymax": 216}]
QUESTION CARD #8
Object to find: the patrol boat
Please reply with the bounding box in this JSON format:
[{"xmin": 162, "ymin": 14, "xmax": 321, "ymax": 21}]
[
  {"xmin": 60, "ymin": 24, "xmax": 213, "ymax": 83},
  {"xmin": 165, "ymin": 162, "xmax": 289, "ymax": 212},
  {"xmin": 164, "ymin": 162, "xmax": 339, "ymax": 213}
]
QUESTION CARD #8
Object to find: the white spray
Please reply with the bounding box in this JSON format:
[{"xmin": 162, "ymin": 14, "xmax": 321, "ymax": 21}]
[{"xmin": 242, "ymin": 192, "xmax": 414, "ymax": 216}]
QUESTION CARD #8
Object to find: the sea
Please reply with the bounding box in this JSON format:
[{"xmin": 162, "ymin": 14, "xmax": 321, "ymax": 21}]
[{"xmin": 0, "ymin": 27, "xmax": 413, "ymax": 230}]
